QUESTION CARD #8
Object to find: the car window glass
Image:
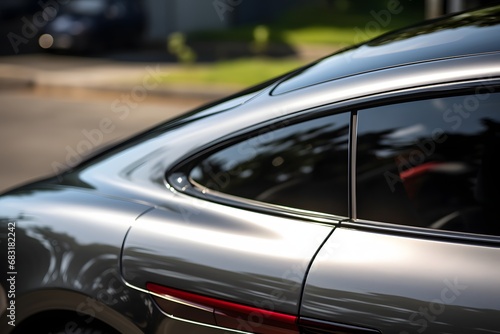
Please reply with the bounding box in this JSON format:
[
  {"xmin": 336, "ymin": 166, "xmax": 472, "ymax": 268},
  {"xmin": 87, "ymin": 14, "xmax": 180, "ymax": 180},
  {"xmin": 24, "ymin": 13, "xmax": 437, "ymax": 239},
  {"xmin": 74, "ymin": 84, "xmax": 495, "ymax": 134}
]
[
  {"xmin": 190, "ymin": 113, "xmax": 350, "ymax": 216},
  {"xmin": 357, "ymin": 91, "xmax": 500, "ymax": 236}
]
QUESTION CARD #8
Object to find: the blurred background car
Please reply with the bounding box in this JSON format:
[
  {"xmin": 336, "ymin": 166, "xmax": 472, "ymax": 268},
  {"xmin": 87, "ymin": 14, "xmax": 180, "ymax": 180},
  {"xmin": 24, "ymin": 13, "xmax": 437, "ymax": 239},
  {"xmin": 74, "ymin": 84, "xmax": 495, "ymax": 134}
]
[
  {"xmin": 38, "ymin": 0, "xmax": 146, "ymax": 53},
  {"xmin": 0, "ymin": 0, "xmax": 38, "ymax": 20}
]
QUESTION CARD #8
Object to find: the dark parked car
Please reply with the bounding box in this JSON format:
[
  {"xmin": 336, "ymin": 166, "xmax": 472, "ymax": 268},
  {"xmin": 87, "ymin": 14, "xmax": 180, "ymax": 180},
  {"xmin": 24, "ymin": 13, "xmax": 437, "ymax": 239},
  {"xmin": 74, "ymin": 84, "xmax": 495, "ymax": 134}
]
[
  {"xmin": 38, "ymin": 0, "xmax": 145, "ymax": 52},
  {"xmin": 2, "ymin": 4, "xmax": 500, "ymax": 334},
  {"xmin": 0, "ymin": 0, "xmax": 38, "ymax": 20}
]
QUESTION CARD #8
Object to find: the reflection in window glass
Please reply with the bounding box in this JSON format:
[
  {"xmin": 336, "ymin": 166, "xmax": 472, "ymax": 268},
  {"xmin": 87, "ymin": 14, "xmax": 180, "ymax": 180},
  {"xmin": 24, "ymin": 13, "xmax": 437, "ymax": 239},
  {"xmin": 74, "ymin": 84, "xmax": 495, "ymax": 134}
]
[
  {"xmin": 190, "ymin": 113, "xmax": 350, "ymax": 216},
  {"xmin": 357, "ymin": 92, "xmax": 500, "ymax": 236}
]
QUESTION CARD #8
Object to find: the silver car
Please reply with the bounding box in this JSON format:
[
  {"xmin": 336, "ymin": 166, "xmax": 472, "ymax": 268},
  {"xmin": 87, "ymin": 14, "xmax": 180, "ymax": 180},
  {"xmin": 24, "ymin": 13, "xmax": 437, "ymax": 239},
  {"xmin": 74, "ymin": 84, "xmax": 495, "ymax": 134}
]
[{"xmin": 1, "ymin": 4, "xmax": 500, "ymax": 334}]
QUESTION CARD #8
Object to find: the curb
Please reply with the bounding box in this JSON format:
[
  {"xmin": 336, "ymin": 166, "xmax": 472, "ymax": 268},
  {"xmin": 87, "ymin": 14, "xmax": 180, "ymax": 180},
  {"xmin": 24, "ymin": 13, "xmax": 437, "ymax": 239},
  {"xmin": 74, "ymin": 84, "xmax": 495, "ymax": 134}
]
[
  {"xmin": 0, "ymin": 62, "xmax": 235, "ymax": 101},
  {"xmin": 29, "ymin": 82, "xmax": 235, "ymax": 101}
]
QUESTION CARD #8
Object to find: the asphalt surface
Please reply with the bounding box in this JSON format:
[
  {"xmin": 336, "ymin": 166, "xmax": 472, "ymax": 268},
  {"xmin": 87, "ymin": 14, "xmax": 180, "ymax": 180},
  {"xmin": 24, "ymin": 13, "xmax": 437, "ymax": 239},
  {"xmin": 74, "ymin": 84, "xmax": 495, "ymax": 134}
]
[
  {"xmin": 0, "ymin": 84, "xmax": 211, "ymax": 193},
  {"xmin": 0, "ymin": 17, "xmax": 261, "ymax": 194},
  {"xmin": 0, "ymin": 43, "xmax": 333, "ymax": 193}
]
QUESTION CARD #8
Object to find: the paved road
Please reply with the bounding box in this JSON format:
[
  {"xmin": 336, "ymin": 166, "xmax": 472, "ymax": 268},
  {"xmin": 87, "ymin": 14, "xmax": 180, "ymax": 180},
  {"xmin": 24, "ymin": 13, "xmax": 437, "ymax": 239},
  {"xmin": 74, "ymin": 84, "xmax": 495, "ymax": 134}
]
[{"xmin": 0, "ymin": 86, "xmax": 210, "ymax": 192}]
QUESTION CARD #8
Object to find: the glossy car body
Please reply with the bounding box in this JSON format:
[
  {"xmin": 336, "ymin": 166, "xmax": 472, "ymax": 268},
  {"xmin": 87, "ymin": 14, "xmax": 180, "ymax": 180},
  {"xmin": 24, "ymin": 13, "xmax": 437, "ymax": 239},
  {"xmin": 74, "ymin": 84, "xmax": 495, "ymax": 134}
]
[{"xmin": 2, "ymin": 5, "xmax": 500, "ymax": 334}]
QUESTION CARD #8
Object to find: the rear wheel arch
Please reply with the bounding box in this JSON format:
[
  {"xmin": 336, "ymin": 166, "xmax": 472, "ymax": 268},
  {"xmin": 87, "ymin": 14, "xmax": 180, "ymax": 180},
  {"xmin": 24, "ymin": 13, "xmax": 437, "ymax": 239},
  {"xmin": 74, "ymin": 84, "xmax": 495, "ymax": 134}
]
[
  {"xmin": 12, "ymin": 310, "xmax": 120, "ymax": 334},
  {"xmin": 1, "ymin": 289, "xmax": 143, "ymax": 334}
]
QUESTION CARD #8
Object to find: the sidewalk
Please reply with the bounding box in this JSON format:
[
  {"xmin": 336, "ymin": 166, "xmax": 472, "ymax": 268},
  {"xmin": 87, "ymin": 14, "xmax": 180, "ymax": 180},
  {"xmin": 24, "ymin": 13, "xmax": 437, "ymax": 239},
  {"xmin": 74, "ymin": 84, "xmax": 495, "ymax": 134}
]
[
  {"xmin": 0, "ymin": 54, "xmax": 238, "ymax": 100},
  {"xmin": 0, "ymin": 44, "xmax": 337, "ymax": 100}
]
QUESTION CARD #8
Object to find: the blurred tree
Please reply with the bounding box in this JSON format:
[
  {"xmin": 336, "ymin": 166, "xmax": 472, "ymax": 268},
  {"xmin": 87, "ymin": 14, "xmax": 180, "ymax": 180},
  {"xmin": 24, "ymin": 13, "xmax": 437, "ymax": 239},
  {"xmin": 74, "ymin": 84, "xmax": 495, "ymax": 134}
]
[{"xmin": 426, "ymin": 0, "xmax": 500, "ymax": 18}]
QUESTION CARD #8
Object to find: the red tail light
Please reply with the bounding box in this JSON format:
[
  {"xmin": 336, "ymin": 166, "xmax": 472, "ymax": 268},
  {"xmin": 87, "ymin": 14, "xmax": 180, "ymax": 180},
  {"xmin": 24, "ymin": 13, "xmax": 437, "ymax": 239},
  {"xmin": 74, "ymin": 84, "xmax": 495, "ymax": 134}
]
[{"xmin": 146, "ymin": 282, "xmax": 299, "ymax": 334}]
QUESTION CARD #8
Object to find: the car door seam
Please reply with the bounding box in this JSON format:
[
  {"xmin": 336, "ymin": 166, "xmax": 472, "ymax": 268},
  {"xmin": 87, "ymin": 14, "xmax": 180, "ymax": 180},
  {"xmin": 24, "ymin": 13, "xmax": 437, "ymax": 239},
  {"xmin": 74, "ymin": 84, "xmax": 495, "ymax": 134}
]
[
  {"xmin": 119, "ymin": 207, "xmax": 156, "ymax": 282},
  {"xmin": 297, "ymin": 227, "xmax": 336, "ymax": 316}
]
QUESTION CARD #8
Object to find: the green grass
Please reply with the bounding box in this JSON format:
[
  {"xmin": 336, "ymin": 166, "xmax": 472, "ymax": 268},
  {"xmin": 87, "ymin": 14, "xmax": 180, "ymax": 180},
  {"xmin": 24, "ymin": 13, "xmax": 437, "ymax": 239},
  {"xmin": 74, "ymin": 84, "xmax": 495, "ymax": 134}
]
[
  {"xmin": 191, "ymin": 1, "xmax": 424, "ymax": 47},
  {"xmin": 156, "ymin": 58, "xmax": 307, "ymax": 88},
  {"xmin": 160, "ymin": 1, "xmax": 426, "ymax": 88},
  {"xmin": 192, "ymin": 25, "xmax": 384, "ymax": 47},
  {"xmin": 281, "ymin": 26, "xmax": 383, "ymax": 45}
]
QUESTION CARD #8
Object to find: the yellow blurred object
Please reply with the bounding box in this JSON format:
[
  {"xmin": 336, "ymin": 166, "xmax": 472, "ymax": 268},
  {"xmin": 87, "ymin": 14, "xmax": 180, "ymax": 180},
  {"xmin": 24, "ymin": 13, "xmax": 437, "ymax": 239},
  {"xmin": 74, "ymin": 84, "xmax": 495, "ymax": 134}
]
[
  {"xmin": 168, "ymin": 32, "xmax": 197, "ymax": 65},
  {"xmin": 252, "ymin": 25, "xmax": 269, "ymax": 54}
]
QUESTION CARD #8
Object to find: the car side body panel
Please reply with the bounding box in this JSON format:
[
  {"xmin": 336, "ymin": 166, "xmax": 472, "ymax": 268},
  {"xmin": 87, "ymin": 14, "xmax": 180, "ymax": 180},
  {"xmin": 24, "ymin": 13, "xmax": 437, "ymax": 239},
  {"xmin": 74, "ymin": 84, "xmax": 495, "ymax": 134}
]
[
  {"xmin": 301, "ymin": 227, "xmax": 500, "ymax": 333},
  {"xmin": 0, "ymin": 186, "xmax": 153, "ymax": 333},
  {"xmin": 122, "ymin": 199, "xmax": 334, "ymax": 315}
]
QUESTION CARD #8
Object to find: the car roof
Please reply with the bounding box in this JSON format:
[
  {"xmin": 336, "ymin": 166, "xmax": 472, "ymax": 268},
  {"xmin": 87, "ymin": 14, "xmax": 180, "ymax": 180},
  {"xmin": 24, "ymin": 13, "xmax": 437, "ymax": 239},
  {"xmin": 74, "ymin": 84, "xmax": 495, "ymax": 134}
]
[{"xmin": 273, "ymin": 5, "xmax": 500, "ymax": 95}]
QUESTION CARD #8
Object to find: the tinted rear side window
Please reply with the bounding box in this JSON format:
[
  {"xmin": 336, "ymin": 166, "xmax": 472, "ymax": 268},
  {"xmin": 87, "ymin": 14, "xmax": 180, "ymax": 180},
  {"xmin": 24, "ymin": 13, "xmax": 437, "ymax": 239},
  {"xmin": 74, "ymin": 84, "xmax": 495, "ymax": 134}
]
[
  {"xmin": 190, "ymin": 113, "xmax": 350, "ymax": 216},
  {"xmin": 357, "ymin": 91, "xmax": 500, "ymax": 236}
]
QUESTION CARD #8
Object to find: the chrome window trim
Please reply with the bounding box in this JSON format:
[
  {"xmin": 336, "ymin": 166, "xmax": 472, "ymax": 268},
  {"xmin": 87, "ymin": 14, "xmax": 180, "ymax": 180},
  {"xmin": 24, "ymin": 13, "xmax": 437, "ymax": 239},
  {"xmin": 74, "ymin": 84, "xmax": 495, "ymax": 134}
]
[
  {"xmin": 340, "ymin": 219, "xmax": 500, "ymax": 247},
  {"xmin": 167, "ymin": 107, "xmax": 353, "ymax": 225},
  {"xmin": 167, "ymin": 79, "xmax": 500, "ymax": 236},
  {"xmin": 348, "ymin": 111, "xmax": 358, "ymax": 220},
  {"xmin": 183, "ymin": 176, "xmax": 344, "ymax": 225}
]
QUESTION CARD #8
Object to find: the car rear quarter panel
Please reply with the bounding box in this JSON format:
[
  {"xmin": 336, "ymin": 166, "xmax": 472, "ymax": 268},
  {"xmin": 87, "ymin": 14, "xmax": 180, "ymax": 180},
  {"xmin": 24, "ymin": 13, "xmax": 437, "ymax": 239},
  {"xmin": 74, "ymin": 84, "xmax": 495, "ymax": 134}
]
[{"xmin": 0, "ymin": 186, "xmax": 153, "ymax": 333}]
